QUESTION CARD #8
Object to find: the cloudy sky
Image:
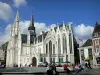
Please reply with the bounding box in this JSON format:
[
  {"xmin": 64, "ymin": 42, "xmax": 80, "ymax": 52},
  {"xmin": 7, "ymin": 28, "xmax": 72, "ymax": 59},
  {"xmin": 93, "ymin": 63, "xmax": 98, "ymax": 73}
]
[{"xmin": 0, "ymin": 0, "xmax": 100, "ymax": 46}]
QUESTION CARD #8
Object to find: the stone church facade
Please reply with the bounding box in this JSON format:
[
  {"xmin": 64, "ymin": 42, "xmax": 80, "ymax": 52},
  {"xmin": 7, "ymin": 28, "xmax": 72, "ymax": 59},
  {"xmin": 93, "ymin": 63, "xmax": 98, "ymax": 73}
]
[{"xmin": 5, "ymin": 10, "xmax": 78, "ymax": 67}]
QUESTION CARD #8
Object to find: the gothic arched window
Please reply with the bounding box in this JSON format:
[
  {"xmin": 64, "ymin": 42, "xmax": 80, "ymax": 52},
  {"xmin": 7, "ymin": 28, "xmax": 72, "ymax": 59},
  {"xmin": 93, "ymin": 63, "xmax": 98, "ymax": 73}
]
[
  {"xmin": 53, "ymin": 44, "xmax": 55, "ymax": 54},
  {"xmin": 63, "ymin": 34, "xmax": 67, "ymax": 53},
  {"xmin": 58, "ymin": 34, "xmax": 61, "ymax": 54},
  {"xmin": 46, "ymin": 44, "xmax": 48, "ymax": 54},
  {"xmin": 69, "ymin": 33, "xmax": 72, "ymax": 53},
  {"xmin": 49, "ymin": 40, "xmax": 52, "ymax": 54}
]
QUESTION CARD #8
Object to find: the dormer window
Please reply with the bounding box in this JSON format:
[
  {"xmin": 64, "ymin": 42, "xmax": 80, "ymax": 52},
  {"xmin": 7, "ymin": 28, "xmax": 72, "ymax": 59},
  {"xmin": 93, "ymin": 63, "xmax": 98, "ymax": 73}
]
[
  {"xmin": 94, "ymin": 33, "xmax": 98, "ymax": 37},
  {"xmin": 99, "ymin": 32, "xmax": 100, "ymax": 36},
  {"xmin": 97, "ymin": 33, "xmax": 98, "ymax": 36}
]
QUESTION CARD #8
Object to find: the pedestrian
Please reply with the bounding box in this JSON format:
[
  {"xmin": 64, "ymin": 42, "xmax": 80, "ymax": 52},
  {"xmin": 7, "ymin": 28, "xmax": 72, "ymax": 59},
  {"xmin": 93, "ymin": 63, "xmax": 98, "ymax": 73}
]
[
  {"xmin": 85, "ymin": 61, "xmax": 88, "ymax": 68},
  {"xmin": 52, "ymin": 64, "xmax": 57, "ymax": 75},
  {"xmin": 88, "ymin": 61, "xmax": 92, "ymax": 69},
  {"xmin": 46, "ymin": 64, "xmax": 53, "ymax": 75},
  {"xmin": 63, "ymin": 64, "xmax": 71, "ymax": 74}
]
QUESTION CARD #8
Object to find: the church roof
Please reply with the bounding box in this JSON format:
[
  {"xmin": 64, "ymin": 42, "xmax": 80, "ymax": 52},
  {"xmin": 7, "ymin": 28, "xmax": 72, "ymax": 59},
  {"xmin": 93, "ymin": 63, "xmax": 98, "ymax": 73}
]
[
  {"xmin": 38, "ymin": 35, "xmax": 42, "ymax": 42},
  {"xmin": 21, "ymin": 31, "xmax": 48, "ymax": 44},
  {"xmin": 1, "ymin": 41, "xmax": 8, "ymax": 51},
  {"xmin": 82, "ymin": 39, "xmax": 92, "ymax": 47},
  {"xmin": 93, "ymin": 25, "xmax": 100, "ymax": 33},
  {"xmin": 43, "ymin": 32, "xmax": 48, "ymax": 39},
  {"xmin": 21, "ymin": 34, "xmax": 27, "ymax": 43}
]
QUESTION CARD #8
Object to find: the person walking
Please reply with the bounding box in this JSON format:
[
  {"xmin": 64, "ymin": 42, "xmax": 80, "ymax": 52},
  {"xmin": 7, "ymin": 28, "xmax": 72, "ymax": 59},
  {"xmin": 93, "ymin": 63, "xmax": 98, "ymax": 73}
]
[
  {"xmin": 63, "ymin": 64, "xmax": 71, "ymax": 74},
  {"xmin": 46, "ymin": 64, "xmax": 53, "ymax": 75},
  {"xmin": 88, "ymin": 61, "xmax": 92, "ymax": 69}
]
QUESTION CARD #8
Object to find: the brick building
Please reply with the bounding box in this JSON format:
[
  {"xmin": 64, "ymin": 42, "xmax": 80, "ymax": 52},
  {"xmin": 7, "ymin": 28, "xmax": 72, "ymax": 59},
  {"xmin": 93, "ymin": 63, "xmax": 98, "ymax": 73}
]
[{"xmin": 92, "ymin": 22, "xmax": 100, "ymax": 66}]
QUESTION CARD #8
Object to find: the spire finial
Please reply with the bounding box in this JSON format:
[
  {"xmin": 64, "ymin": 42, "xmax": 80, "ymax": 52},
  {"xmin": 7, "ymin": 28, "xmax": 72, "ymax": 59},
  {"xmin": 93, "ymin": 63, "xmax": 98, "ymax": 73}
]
[
  {"xmin": 95, "ymin": 21, "xmax": 98, "ymax": 25},
  {"xmin": 32, "ymin": 12, "xmax": 33, "ymax": 16},
  {"xmin": 14, "ymin": 9, "xmax": 19, "ymax": 22},
  {"xmin": 57, "ymin": 23, "xmax": 58, "ymax": 26},
  {"xmin": 63, "ymin": 21, "xmax": 64, "ymax": 25}
]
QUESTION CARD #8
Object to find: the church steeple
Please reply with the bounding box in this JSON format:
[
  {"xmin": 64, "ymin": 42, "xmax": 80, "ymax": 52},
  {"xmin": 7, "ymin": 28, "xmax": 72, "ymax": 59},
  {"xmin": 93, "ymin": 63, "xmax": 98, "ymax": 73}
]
[
  {"xmin": 27, "ymin": 13, "xmax": 36, "ymax": 44},
  {"xmin": 28, "ymin": 13, "xmax": 36, "ymax": 37},
  {"xmin": 28, "ymin": 13, "xmax": 35, "ymax": 31},
  {"xmin": 11, "ymin": 9, "xmax": 20, "ymax": 37},
  {"xmin": 14, "ymin": 9, "xmax": 19, "ymax": 22}
]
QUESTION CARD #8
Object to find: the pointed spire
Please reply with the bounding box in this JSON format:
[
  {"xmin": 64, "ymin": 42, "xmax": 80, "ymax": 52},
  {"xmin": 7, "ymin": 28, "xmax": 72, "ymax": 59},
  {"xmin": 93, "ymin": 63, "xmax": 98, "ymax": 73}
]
[
  {"xmin": 14, "ymin": 9, "xmax": 19, "ymax": 22},
  {"xmin": 57, "ymin": 23, "xmax": 58, "ymax": 26},
  {"xmin": 29, "ymin": 12, "xmax": 34, "ymax": 27},
  {"xmin": 95, "ymin": 21, "xmax": 98, "ymax": 25},
  {"xmin": 57, "ymin": 23, "xmax": 59, "ymax": 30},
  {"xmin": 63, "ymin": 21, "xmax": 64, "ymax": 25},
  {"xmin": 63, "ymin": 21, "xmax": 65, "ymax": 27}
]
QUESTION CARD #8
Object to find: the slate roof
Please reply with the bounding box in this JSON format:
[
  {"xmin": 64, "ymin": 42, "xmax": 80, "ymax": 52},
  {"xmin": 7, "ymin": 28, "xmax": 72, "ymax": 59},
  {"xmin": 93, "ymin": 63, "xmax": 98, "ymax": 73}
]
[
  {"xmin": 1, "ymin": 41, "xmax": 8, "ymax": 51},
  {"xmin": 21, "ymin": 34, "xmax": 27, "ymax": 43},
  {"xmin": 43, "ymin": 32, "xmax": 48, "ymax": 39},
  {"xmin": 59, "ymin": 24, "xmax": 63, "ymax": 28},
  {"xmin": 82, "ymin": 39, "xmax": 92, "ymax": 47},
  {"xmin": 38, "ymin": 35, "xmax": 42, "ymax": 42},
  {"xmin": 93, "ymin": 25, "xmax": 100, "ymax": 33},
  {"xmin": 92, "ymin": 22, "xmax": 100, "ymax": 36}
]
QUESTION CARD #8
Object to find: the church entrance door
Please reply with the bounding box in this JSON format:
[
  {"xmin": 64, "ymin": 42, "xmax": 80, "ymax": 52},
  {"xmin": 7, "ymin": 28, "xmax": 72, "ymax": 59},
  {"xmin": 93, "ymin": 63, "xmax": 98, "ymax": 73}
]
[{"xmin": 31, "ymin": 57, "xmax": 37, "ymax": 66}]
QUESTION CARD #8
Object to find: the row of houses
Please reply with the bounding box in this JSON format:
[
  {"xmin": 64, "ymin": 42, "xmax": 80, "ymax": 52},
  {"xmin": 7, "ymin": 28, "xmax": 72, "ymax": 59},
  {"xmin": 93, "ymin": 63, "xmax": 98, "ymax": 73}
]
[{"xmin": 78, "ymin": 22, "xmax": 100, "ymax": 67}]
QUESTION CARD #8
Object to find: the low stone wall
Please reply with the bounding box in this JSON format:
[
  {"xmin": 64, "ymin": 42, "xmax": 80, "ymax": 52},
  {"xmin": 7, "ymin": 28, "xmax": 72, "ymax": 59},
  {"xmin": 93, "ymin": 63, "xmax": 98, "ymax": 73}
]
[
  {"xmin": 0, "ymin": 67, "xmax": 65, "ymax": 75},
  {"xmin": 0, "ymin": 72, "xmax": 66, "ymax": 75}
]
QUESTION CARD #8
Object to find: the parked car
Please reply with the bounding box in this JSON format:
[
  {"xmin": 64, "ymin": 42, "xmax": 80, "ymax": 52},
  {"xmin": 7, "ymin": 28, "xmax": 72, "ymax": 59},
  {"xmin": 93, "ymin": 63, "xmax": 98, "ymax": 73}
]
[{"xmin": 38, "ymin": 62, "xmax": 46, "ymax": 67}]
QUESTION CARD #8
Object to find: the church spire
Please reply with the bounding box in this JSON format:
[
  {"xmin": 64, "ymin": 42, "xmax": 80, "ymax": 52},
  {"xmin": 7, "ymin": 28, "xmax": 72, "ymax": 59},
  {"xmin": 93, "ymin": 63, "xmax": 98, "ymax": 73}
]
[
  {"xmin": 14, "ymin": 9, "xmax": 19, "ymax": 22},
  {"xmin": 28, "ymin": 12, "xmax": 36, "ymax": 37},
  {"xmin": 30, "ymin": 12, "xmax": 34, "ymax": 27},
  {"xmin": 28, "ymin": 12, "xmax": 35, "ymax": 30}
]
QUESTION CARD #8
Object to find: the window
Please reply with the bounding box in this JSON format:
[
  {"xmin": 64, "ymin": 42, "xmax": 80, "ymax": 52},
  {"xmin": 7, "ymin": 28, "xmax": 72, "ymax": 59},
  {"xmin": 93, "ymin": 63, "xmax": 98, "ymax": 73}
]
[
  {"xmin": 96, "ymin": 48, "xmax": 99, "ymax": 53},
  {"xmin": 96, "ymin": 57, "xmax": 100, "ymax": 64},
  {"xmin": 59, "ymin": 58, "xmax": 63, "ymax": 62},
  {"xmin": 98, "ymin": 32, "xmax": 100, "ymax": 36},
  {"xmin": 66, "ymin": 55, "xmax": 68, "ymax": 61},
  {"xmin": 88, "ymin": 49, "xmax": 93, "ymax": 60},
  {"xmin": 46, "ymin": 44, "xmax": 48, "ymax": 54},
  {"xmin": 95, "ymin": 39, "xmax": 99, "ymax": 45},
  {"xmin": 69, "ymin": 33, "xmax": 72, "ymax": 53},
  {"xmin": 58, "ymin": 35, "xmax": 61, "ymax": 54},
  {"xmin": 53, "ymin": 44, "xmax": 55, "ymax": 54},
  {"xmin": 53, "ymin": 58, "xmax": 55, "ymax": 62},
  {"xmin": 40, "ymin": 57, "xmax": 43, "ymax": 62},
  {"xmin": 49, "ymin": 41, "xmax": 52, "ymax": 54},
  {"xmin": 81, "ymin": 49, "xmax": 84, "ymax": 60},
  {"xmin": 44, "ymin": 57, "xmax": 46, "ymax": 62},
  {"xmin": 63, "ymin": 34, "xmax": 67, "ymax": 53}
]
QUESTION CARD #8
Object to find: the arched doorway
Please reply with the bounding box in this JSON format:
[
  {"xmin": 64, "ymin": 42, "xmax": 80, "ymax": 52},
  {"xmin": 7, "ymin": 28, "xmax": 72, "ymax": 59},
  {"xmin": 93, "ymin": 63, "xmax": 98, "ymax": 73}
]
[{"xmin": 31, "ymin": 57, "xmax": 37, "ymax": 66}]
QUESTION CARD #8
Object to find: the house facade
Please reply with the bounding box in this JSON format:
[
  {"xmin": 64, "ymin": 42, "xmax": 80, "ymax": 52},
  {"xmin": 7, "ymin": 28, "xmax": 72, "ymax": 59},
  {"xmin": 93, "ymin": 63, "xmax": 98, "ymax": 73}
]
[
  {"xmin": 78, "ymin": 39, "xmax": 93, "ymax": 64},
  {"xmin": 92, "ymin": 22, "xmax": 100, "ymax": 66}
]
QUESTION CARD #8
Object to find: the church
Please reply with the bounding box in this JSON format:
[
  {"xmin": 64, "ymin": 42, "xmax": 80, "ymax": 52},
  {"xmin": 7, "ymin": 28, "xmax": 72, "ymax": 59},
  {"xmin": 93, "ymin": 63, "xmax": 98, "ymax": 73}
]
[{"xmin": 2, "ymin": 10, "xmax": 79, "ymax": 67}]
